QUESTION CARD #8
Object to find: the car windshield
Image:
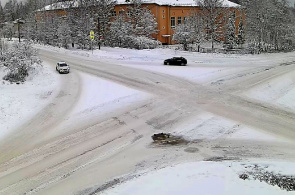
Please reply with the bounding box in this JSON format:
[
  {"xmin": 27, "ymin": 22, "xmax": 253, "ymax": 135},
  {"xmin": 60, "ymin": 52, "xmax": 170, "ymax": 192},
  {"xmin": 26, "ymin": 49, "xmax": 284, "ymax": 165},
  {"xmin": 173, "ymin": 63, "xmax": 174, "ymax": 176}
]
[{"xmin": 59, "ymin": 63, "xmax": 68, "ymax": 67}]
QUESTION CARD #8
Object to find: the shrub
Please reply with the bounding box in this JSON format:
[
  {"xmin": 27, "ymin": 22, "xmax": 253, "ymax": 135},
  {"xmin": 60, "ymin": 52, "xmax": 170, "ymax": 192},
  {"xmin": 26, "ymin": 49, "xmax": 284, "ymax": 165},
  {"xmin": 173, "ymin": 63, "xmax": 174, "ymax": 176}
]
[{"xmin": 0, "ymin": 41, "xmax": 42, "ymax": 83}]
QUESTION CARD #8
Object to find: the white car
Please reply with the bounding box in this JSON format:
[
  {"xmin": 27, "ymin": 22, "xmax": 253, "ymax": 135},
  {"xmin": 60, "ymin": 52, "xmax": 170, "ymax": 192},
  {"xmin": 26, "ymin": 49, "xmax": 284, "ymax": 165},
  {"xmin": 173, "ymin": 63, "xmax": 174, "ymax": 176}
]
[{"xmin": 56, "ymin": 62, "xmax": 70, "ymax": 74}]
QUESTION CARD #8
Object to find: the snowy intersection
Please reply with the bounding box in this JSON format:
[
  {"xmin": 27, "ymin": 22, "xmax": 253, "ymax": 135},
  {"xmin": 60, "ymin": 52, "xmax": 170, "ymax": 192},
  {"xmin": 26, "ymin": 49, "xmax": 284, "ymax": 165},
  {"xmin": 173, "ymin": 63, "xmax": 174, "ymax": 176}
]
[{"xmin": 1, "ymin": 45, "xmax": 295, "ymax": 194}]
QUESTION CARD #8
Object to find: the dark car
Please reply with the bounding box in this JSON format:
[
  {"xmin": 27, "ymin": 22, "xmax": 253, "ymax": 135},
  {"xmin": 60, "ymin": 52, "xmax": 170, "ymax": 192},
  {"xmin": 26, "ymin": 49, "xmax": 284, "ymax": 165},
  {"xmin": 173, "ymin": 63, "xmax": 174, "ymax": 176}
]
[{"xmin": 164, "ymin": 57, "xmax": 187, "ymax": 66}]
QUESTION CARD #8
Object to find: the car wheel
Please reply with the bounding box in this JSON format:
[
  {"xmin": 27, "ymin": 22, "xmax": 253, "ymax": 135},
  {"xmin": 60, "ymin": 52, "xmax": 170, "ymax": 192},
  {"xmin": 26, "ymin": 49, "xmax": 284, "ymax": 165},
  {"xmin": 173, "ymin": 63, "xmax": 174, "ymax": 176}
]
[
  {"xmin": 181, "ymin": 62, "xmax": 185, "ymax": 66},
  {"xmin": 56, "ymin": 67, "xmax": 58, "ymax": 71},
  {"xmin": 167, "ymin": 62, "xmax": 170, "ymax": 65}
]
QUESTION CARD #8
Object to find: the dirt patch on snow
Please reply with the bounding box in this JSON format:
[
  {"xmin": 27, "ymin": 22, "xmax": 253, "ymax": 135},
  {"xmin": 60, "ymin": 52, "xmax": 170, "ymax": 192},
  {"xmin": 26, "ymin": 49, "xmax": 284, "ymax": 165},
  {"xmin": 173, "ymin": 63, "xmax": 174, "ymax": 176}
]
[
  {"xmin": 151, "ymin": 133, "xmax": 189, "ymax": 146},
  {"xmin": 239, "ymin": 164, "xmax": 295, "ymax": 191}
]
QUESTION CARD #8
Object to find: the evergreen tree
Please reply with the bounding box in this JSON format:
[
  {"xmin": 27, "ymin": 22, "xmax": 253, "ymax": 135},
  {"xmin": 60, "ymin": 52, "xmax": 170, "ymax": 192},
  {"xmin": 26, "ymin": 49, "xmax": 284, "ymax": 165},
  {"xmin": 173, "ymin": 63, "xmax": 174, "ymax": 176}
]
[
  {"xmin": 58, "ymin": 20, "xmax": 71, "ymax": 48},
  {"xmin": 0, "ymin": 3, "xmax": 4, "ymax": 24},
  {"xmin": 94, "ymin": 0, "xmax": 117, "ymax": 40},
  {"xmin": 109, "ymin": 14, "xmax": 132, "ymax": 47},
  {"xmin": 236, "ymin": 15, "xmax": 245, "ymax": 47},
  {"xmin": 224, "ymin": 12, "xmax": 236, "ymax": 49},
  {"xmin": 128, "ymin": 0, "xmax": 157, "ymax": 37}
]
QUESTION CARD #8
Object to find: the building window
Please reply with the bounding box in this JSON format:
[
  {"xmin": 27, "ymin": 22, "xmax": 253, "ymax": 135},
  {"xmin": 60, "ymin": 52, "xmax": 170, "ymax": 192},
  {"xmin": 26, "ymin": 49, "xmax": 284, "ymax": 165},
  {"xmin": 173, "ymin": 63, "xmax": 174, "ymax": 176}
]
[
  {"xmin": 163, "ymin": 10, "xmax": 165, "ymax": 13},
  {"xmin": 119, "ymin": 11, "xmax": 125, "ymax": 15},
  {"xmin": 183, "ymin": 17, "xmax": 187, "ymax": 24},
  {"xmin": 111, "ymin": 11, "xmax": 116, "ymax": 17},
  {"xmin": 162, "ymin": 15, "xmax": 165, "ymax": 19},
  {"xmin": 177, "ymin": 17, "xmax": 182, "ymax": 25},
  {"xmin": 171, "ymin": 17, "xmax": 175, "ymax": 28},
  {"xmin": 232, "ymin": 11, "xmax": 236, "ymax": 19},
  {"xmin": 127, "ymin": 11, "xmax": 131, "ymax": 17},
  {"xmin": 163, "ymin": 26, "xmax": 165, "ymax": 29}
]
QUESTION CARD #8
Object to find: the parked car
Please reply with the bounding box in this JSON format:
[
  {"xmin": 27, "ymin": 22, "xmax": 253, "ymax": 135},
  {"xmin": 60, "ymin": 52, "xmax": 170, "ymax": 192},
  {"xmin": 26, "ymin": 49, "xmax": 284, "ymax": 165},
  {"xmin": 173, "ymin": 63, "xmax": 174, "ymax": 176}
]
[
  {"xmin": 164, "ymin": 57, "xmax": 187, "ymax": 66},
  {"xmin": 56, "ymin": 62, "xmax": 70, "ymax": 74}
]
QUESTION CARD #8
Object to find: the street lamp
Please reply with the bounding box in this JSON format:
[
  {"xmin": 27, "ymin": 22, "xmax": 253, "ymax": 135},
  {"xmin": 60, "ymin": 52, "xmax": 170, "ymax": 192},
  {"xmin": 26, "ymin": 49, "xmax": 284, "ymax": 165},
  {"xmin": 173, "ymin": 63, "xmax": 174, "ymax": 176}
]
[{"xmin": 14, "ymin": 19, "xmax": 25, "ymax": 43}]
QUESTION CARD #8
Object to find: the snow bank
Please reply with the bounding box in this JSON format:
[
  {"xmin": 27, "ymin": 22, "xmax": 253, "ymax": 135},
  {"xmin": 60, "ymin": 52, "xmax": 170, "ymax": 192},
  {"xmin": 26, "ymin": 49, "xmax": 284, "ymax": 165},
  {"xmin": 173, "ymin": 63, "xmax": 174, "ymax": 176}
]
[
  {"xmin": 46, "ymin": 71, "xmax": 151, "ymax": 137},
  {"xmin": 69, "ymin": 72, "xmax": 150, "ymax": 118},
  {"xmin": 0, "ymin": 62, "xmax": 61, "ymax": 140},
  {"xmin": 244, "ymin": 70, "xmax": 295, "ymax": 112},
  {"xmin": 102, "ymin": 162, "xmax": 295, "ymax": 195}
]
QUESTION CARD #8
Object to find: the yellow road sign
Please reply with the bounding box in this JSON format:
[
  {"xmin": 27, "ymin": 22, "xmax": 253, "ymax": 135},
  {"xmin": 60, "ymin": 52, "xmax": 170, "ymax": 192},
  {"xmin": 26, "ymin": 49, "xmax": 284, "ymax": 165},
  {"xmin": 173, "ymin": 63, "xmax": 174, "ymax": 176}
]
[{"xmin": 90, "ymin": 31, "xmax": 95, "ymax": 40}]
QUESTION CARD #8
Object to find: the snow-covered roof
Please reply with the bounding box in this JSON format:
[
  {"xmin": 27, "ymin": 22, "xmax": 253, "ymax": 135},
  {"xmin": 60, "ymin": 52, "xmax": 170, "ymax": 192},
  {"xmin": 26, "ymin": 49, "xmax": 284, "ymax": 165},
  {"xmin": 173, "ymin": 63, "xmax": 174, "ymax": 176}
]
[
  {"xmin": 117, "ymin": 0, "xmax": 240, "ymax": 7},
  {"xmin": 40, "ymin": 1, "xmax": 80, "ymax": 11},
  {"xmin": 39, "ymin": 0, "xmax": 239, "ymax": 11}
]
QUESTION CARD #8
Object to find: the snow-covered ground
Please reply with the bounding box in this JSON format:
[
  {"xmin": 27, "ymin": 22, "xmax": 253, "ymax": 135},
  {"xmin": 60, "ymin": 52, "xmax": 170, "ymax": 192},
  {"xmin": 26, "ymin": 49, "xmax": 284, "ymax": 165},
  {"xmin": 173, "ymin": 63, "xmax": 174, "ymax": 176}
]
[
  {"xmin": 172, "ymin": 112, "xmax": 284, "ymax": 142},
  {"xmin": 2, "ymin": 45, "xmax": 295, "ymax": 194},
  {"xmin": 0, "ymin": 63, "xmax": 61, "ymax": 140},
  {"xmin": 102, "ymin": 161, "xmax": 295, "ymax": 195},
  {"xmin": 35, "ymin": 44, "xmax": 295, "ymax": 113},
  {"xmin": 243, "ymin": 70, "xmax": 295, "ymax": 112},
  {"xmin": 0, "ymin": 63, "xmax": 150, "ymax": 141},
  {"xmin": 50, "ymin": 72, "xmax": 151, "ymax": 137}
]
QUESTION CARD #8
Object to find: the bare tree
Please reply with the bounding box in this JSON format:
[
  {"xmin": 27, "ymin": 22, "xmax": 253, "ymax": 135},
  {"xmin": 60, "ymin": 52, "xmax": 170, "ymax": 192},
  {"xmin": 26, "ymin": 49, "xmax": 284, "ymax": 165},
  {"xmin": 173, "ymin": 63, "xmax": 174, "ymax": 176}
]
[
  {"xmin": 243, "ymin": 0, "xmax": 294, "ymax": 52},
  {"xmin": 197, "ymin": 0, "xmax": 227, "ymax": 50},
  {"xmin": 173, "ymin": 12, "xmax": 205, "ymax": 51},
  {"xmin": 173, "ymin": 24, "xmax": 192, "ymax": 51}
]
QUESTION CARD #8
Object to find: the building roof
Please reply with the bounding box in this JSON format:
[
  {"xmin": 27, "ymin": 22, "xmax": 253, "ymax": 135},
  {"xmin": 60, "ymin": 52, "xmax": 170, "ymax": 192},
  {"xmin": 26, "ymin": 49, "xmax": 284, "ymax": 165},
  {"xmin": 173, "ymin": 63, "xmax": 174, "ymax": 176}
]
[
  {"xmin": 40, "ymin": 0, "xmax": 239, "ymax": 11},
  {"xmin": 117, "ymin": 0, "xmax": 240, "ymax": 7}
]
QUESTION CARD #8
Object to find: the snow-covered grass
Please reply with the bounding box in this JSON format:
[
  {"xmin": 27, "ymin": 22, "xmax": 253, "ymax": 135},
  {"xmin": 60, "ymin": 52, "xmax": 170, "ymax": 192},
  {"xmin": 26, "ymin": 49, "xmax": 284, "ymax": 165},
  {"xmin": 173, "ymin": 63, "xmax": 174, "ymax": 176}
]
[
  {"xmin": 0, "ymin": 62, "xmax": 60, "ymax": 140},
  {"xmin": 35, "ymin": 44, "xmax": 295, "ymax": 67},
  {"xmin": 102, "ymin": 161, "xmax": 295, "ymax": 195}
]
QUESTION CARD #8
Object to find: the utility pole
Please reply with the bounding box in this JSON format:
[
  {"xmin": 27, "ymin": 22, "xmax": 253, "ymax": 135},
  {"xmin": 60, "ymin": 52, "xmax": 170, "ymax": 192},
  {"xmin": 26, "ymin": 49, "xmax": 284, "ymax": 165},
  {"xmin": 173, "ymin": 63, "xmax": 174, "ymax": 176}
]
[{"xmin": 97, "ymin": 17, "xmax": 101, "ymax": 50}]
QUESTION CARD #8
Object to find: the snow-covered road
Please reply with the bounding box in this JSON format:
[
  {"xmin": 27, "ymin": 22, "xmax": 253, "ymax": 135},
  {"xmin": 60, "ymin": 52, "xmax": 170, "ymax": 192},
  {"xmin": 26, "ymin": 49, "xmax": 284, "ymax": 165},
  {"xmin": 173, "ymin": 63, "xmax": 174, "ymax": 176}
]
[{"xmin": 1, "ymin": 46, "xmax": 295, "ymax": 194}]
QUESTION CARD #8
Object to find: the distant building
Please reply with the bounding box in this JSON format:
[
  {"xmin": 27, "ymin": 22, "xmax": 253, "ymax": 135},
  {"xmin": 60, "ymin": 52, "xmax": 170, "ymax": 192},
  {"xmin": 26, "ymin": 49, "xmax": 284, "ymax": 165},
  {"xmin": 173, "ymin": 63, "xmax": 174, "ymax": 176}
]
[{"xmin": 39, "ymin": 0, "xmax": 241, "ymax": 45}]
